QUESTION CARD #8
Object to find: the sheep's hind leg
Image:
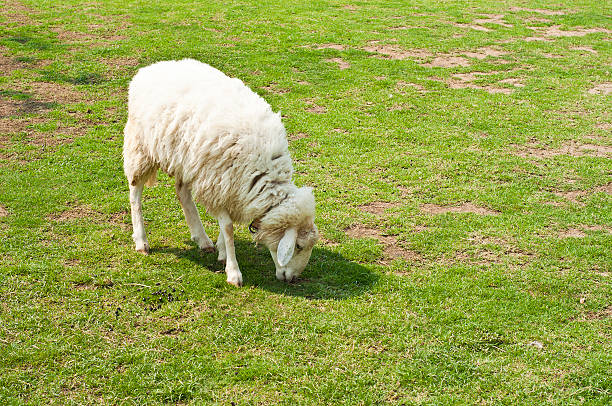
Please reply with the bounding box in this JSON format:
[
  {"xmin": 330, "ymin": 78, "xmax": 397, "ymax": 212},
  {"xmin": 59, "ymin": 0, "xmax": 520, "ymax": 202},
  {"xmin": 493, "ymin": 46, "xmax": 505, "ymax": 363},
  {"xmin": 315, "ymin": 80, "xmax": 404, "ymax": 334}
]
[
  {"xmin": 175, "ymin": 180, "xmax": 215, "ymax": 253},
  {"xmin": 129, "ymin": 181, "xmax": 149, "ymax": 254},
  {"xmin": 217, "ymin": 212, "xmax": 242, "ymax": 287}
]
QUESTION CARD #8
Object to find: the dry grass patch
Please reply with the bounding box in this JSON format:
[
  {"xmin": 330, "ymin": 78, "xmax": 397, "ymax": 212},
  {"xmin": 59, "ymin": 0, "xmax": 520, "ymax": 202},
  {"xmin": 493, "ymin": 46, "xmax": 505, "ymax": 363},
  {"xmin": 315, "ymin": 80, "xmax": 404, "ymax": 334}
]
[
  {"xmin": 358, "ymin": 201, "xmax": 401, "ymax": 215},
  {"xmin": 48, "ymin": 203, "xmax": 128, "ymax": 228},
  {"xmin": 0, "ymin": 205, "xmax": 8, "ymax": 217},
  {"xmin": 509, "ymin": 7, "xmax": 567, "ymax": 16},
  {"xmin": 316, "ymin": 44, "xmax": 345, "ymax": 50},
  {"xmin": 584, "ymin": 305, "xmax": 612, "ymax": 320},
  {"xmin": 422, "ymin": 56, "xmax": 471, "ymax": 68},
  {"xmin": 557, "ymin": 225, "xmax": 612, "ymax": 239},
  {"xmin": 571, "ymin": 46, "xmax": 598, "ymax": 54},
  {"xmin": 363, "ymin": 42, "xmax": 432, "ymax": 61},
  {"xmin": 512, "ymin": 141, "xmax": 612, "ymax": 159},
  {"xmin": 345, "ymin": 224, "xmax": 422, "ymax": 264},
  {"xmin": 304, "ymin": 100, "xmax": 326, "ymax": 114},
  {"xmin": 420, "ymin": 202, "xmax": 499, "ymax": 215},
  {"xmin": 473, "ymin": 14, "xmax": 512, "ymax": 28},
  {"xmin": 462, "ymin": 47, "xmax": 508, "ymax": 60},
  {"xmin": 261, "ymin": 83, "xmax": 290, "ymax": 95},
  {"xmin": 587, "ymin": 83, "xmax": 612, "ymax": 96}
]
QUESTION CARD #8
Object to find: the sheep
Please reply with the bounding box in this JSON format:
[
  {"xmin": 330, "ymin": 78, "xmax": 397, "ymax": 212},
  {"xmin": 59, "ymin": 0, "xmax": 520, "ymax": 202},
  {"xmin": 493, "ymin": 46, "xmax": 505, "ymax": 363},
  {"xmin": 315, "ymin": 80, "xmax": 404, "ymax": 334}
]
[{"xmin": 123, "ymin": 59, "xmax": 319, "ymax": 287}]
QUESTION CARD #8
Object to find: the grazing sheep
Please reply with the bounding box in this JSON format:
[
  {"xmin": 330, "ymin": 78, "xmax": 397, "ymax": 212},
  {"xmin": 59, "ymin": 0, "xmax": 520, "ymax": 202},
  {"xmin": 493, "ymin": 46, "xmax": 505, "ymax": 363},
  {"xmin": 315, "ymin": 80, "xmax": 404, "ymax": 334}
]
[{"xmin": 123, "ymin": 59, "xmax": 319, "ymax": 286}]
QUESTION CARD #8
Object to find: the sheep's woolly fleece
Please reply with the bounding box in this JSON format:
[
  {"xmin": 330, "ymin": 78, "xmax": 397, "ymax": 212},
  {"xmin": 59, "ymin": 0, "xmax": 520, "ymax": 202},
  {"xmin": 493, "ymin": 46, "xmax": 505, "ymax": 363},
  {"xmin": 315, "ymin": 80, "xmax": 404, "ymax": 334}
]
[{"xmin": 123, "ymin": 59, "xmax": 316, "ymax": 240}]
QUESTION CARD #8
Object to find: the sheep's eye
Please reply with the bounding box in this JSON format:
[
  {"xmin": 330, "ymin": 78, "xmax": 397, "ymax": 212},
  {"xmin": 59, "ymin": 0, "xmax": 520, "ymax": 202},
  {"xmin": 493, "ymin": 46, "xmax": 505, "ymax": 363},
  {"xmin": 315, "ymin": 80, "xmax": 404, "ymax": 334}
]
[{"xmin": 296, "ymin": 244, "xmax": 303, "ymax": 251}]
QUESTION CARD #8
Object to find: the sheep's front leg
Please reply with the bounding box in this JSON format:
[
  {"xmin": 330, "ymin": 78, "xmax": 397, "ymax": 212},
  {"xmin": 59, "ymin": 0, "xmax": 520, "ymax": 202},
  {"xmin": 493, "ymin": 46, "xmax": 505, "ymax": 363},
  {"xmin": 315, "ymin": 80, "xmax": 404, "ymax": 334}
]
[
  {"xmin": 216, "ymin": 230, "xmax": 226, "ymax": 263},
  {"xmin": 129, "ymin": 182, "xmax": 149, "ymax": 254},
  {"xmin": 175, "ymin": 180, "xmax": 215, "ymax": 253},
  {"xmin": 217, "ymin": 212, "xmax": 242, "ymax": 287}
]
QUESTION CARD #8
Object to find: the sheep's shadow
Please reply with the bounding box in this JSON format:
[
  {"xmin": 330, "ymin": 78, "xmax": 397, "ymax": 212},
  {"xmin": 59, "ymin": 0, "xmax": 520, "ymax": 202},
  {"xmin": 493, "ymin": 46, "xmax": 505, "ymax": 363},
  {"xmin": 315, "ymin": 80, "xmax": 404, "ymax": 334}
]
[{"xmin": 153, "ymin": 240, "xmax": 378, "ymax": 300}]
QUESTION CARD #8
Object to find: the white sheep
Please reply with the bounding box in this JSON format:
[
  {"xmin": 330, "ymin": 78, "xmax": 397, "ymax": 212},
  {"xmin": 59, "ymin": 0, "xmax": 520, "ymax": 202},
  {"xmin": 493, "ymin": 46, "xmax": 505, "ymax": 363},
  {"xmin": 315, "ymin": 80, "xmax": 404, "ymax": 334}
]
[{"xmin": 123, "ymin": 59, "xmax": 319, "ymax": 286}]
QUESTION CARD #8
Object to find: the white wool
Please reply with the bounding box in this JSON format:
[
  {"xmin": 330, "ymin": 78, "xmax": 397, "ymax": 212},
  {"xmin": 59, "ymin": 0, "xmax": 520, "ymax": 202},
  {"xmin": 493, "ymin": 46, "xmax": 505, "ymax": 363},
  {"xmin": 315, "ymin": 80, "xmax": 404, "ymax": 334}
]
[{"xmin": 123, "ymin": 58, "xmax": 315, "ymax": 231}]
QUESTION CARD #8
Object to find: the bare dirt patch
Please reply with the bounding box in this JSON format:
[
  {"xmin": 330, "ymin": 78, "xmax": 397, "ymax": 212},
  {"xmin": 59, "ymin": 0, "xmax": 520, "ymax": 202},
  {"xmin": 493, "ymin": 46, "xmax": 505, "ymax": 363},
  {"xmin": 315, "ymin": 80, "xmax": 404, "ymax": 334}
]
[
  {"xmin": 0, "ymin": 0, "xmax": 38, "ymax": 26},
  {"xmin": 304, "ymin": 100, "xmax": 326, "ymax": 114},
  {"xmin": 358, "ymin": 201, "xmax": 400, "ymax": 215},
  {"xmin": 512, "ymin": 141, "xmax": 612, "ymax": 159},
  {"xmin": 509, "ymin": 7, "xmax": 567, "ymax": 16},
  {"xmin": 345, "ymin": 224, "xmax": 421, "ymax": 264},
  {"xmin": 48, "ymin": 203, "xmax": 128, "ymax": 228},
  {"xmin": 326, "ymin": 57, "xmax": 351, "ymax": 70},
  {"xmin": 288, "ymin": 132, "xmax": 309, "ymax": 141},
  {"xmin": 462, "ymin": 47, "xmax": 508, "ymax": 60},
  {"xmin": 526, "ymin": 25, "xmax": 611, "ymax": 40},
  {"xmin": 440, "ymin": 73, "xmax": 517, "ymax": 94},
  {"xmin": 473, "ymin": 14, "xmax": 512, "ymax": 28},
  {"xmin": 420, "ymin": 202, "xmax": 499, "ymax": 215},
  {"xmin": 422, "ymin": 56, "xmax": 471, "ymax": 68},
  {"xmin": 571, "ymin": 46, "xmax": 598, "ymax": 54},
  {"xmin": 587, "ymin": 83, "xmax": 612, "ymax": 96},
  {"xmin": 558, "ymin": 225, "xmax": 612, "ymax": 239},
  {"xmin": 584, "ymin": 305, "xmax": 612, "ymax": 320},
  {"xmin": 316, "ymin": 44, "xmax": 345, "ymax": 50},
  {"xmin": 0, "ymin": 53, "xmax": 26, "ymax": 76},
  {"xmin": 363, "ymin": 43, "xmax": 432, "ymax": 60},
  {"xmin": 451, "ymin": 22, "xmax": 492, "ymax": 32},
  {"xmin": 0, "ymin": 205, "xmax": 8, "ymax": 217},
  {"xmin": 261, "ymin": 83, "xmax": 290, "ymax": 95}
]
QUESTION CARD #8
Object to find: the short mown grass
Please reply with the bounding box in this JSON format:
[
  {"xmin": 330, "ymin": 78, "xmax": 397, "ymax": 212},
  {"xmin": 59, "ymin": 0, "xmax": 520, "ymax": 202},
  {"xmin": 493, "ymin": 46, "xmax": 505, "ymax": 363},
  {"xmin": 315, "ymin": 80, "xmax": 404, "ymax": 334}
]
[{"xmin": 0, "ymin": 0, "xmax": 610, "ymax": 404}]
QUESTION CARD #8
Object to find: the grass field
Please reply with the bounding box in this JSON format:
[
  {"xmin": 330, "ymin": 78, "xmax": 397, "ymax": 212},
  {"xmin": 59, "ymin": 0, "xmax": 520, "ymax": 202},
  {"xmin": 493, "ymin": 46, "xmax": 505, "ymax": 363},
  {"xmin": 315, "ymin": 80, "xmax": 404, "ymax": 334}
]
[{"xmin": 1, "ymin": 0, "xmax": 611, "ymax": 404}]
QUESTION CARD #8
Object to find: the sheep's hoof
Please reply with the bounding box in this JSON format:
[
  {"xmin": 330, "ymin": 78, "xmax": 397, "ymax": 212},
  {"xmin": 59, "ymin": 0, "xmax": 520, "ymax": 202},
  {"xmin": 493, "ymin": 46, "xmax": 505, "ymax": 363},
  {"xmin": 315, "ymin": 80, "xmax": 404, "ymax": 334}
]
[
  {"xmin": 227, "ymin": 279, "xmax": 243, "ymax": 287},
  {"xmin": 202, "ymin": 246, "xmax": 216, "ymax": 254},
  {"xmin": 136, "ymin": 248, "xmax": 149, "ymax": 255}
]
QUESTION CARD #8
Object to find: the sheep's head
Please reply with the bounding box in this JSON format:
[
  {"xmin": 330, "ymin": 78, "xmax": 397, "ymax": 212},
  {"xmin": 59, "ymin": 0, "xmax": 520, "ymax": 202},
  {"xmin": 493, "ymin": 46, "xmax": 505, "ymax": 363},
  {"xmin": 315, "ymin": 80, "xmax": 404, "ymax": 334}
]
[{"xmin": 253, "ymin": 187, "xmax": 319, "ymax": 282}]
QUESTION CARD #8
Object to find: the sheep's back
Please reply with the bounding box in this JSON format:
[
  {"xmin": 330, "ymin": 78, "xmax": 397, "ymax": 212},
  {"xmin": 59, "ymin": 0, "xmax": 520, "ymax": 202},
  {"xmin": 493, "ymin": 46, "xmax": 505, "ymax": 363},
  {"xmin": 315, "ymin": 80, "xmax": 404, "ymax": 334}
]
[{"xmin": 126, "ymin": 59, "xmax": 292, "ymax": 222}]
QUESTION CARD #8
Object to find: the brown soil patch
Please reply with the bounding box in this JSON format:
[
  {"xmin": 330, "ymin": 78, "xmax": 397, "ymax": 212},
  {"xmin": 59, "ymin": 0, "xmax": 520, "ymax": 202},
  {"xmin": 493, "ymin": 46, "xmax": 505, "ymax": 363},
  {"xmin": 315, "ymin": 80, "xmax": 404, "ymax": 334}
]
[
  {"xmin": 588, "ymin": 83, "xmax": 612, "ymax": 96},
  {"xmin": 14, "ymin": 81, "xmax": 87, "ymax": 105},
  {"xmin": 316, "ymin": 44, "xmax": 345, "ymax": 50},
  {"xmin": 0, "ymin": 0, "xmax": 38, "ymax": 26},
  {"xmin": 326, "ymin": 57, "xmax": 351, "ymax": 70},
  {"xmin": 549, "ymin": 183, "xmax": 611, "ymax": 206},
  {"xmin": 509, "ymin": 7, "xmax": 567, "ymax": 16},
  {"xmin": 473, "ymin": 14, "xmax": 512, "ymax": 28},
  {"xmin": 345, "ymin": 224, "xmax": 421, "ymax": 264},
  {"xmin": 498, "ymin": 78, "xmax": 525, "ymax": 87},
  {"xmin": 102, "ymin": 56, "xmax": 140, "ymax": 70},
  {"xmin": 288, "ymin": 132, "xmax": 308, "ymax": 141},
  {"xmin": 512, "ymin": 141, "xmax": 612, "ymax": 159},
  {"xmin": 595, "ymin": 123, "xmax": 611, "ymax": 131},
  {"xmin": 0, "ymin": 205, "xmax": 8, "ymax": 217},
  {"xmin": 304, "ymin": 100, "xmax": 326, "ymax": 114},
  {"xmin": 48, "ymin": 203, "xmax": 128, "ymax": 227},
  {"xmin": 261, "ymin": 83, "xmax": 290, "ymax": 94},
  {"xmin": 584, "ymin": 305, "xmax": 612, "ymax": 320},
  {"xmin": 358, "ymin": 201, "xmax": 400, "ymax": 215},
  {"xmin": 0, "ymin": 53, "xmax": 26, "ymax": 76},
  {"xmin": 451, "ymin": 22, "xmax": 492, "ymax": 32},
  {"xmin": 363, "ymin": 43, "xmax": 433, "ymax": 60},
  {"xmin": 442, "ymin": 76, "xmax": 515, "ymax": 94},
  {"xmin": 558, "ymin": 225, "xmax": 612, "ymax": 239},
  {"xmin": 527, "ymin": 25, "xmax": 611, "ymax": 40},
  {"xmin": 571, "ymin": 46, "xmax": 597, "ymax": 54},
  {"xmin": 421, "ymin": 202, "xmax": 499, "ymax": 215},
  {"xmin": 462, "ymin": 47, "xmax": 508, "ymax": 60},
  {"xmin": 422, "ymin": 56, "xmax": 471, "ymax": 68}
]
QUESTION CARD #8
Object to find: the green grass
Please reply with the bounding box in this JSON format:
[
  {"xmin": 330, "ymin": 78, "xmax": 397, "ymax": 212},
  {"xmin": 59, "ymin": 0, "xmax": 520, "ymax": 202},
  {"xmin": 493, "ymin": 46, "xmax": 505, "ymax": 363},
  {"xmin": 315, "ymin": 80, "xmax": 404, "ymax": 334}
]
[{"xmin": 0, "ymin": 0, "xmax": 610, "ymax": 404}]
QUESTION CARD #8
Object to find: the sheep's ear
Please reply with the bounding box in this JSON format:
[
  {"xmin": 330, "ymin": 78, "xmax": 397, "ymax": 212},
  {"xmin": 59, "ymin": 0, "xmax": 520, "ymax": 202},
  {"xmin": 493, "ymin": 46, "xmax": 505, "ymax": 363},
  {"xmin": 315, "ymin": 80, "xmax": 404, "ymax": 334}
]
[{"xmin": 277, "ymin": 228, "xmax": 297, "ymax": 267}]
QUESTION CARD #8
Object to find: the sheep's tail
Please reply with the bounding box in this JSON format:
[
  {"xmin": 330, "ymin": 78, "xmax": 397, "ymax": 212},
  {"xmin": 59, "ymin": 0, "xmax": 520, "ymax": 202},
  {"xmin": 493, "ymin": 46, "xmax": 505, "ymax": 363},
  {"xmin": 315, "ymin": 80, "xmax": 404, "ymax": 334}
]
[{"xmin": 144, "ymin": 170, "xmax": 158, "ymax": 187}]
